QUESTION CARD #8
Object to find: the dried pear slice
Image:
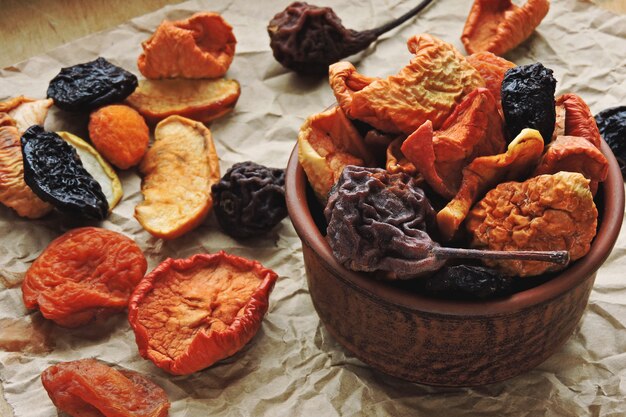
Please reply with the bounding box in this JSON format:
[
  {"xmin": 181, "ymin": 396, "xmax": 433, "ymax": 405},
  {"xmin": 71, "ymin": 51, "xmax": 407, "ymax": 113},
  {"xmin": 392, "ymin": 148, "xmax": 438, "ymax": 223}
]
[
  {"xmin": 125, "ymin": 78, "xmax": 240, "ymax": 125},
  {"xmin": 135, "ymin": 115, "xmax": 220, "ymax": 239},
  {"xmin": 0, "ymin": 96, "xmax": 53, "ymax": 133},
  {"xmin": 57, "ymin": 132, "xmax": 123, "ymax": 211}
]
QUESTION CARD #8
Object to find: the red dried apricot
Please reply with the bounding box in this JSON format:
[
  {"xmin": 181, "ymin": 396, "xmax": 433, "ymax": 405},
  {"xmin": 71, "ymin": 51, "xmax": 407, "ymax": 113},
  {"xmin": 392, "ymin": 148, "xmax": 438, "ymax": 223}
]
[
  {"xmin": 41, "ymin": 359, "xmax": 170, "ymax": 417},
  {"xmin": 22, "ymin": 227, "xmax": 147, "ymax": 327},
  {"xmin": 128, "ymin": 251, "xmax": 278, "ymax": 375},
  {"xmin": 556, "ymin": 93, "xmax": 602, "ymax": 149}
]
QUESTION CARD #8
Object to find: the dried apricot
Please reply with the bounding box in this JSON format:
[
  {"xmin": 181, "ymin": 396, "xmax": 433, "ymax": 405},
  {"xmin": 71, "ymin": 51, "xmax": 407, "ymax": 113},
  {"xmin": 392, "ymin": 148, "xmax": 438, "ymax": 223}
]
[
  {"xmin": 128, "ymin": 251, "xmax": 278, "ymax": 375},
  {"xmin": 88, "ymin": 104, "xmax": 149, "ymax": 170},
  {"xmin": 465, "ymin": 52, "xmax": 515, "ymax": 114},
  {"xmin": 41, "ymin": 359, "xmax": 170, "ymax": 417},
  {"xmin": 556, "ymin": 93, "xmax": 602, "ymax": 149},
  {"xmin": 22, "ymin": 227, "xmax": 147, "ymax": 327}
]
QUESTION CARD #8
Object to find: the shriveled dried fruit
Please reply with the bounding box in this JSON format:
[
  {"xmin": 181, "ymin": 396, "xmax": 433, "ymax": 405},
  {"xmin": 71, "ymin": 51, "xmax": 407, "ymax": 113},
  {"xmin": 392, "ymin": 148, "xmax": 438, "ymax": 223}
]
[
  {"xmin": 128, "ymin": 251, "xmax": 278, "ymax": 375},
  {"xmin": 88, "ymin": 104, "xmax": 149, "ymax": 169},
  {"xmin": 501, "ymin": 62, "xmax": 556, "ymax": 143},
  {"xmin": 212, "ymin": 161, "xmax": 287, "ymax": 238},
  {"xmin": 386, "ymin": 137, "xmax": 418, "ymax": 177},
  {"xmin": 267, "ymin": 1, "xmax": 432, "ymax": 75},
  {"xmin": 421, "ymin": 265, "xmax": 513, "ymax": 300},
  {"xmin": 467, "ymin": 172, "xmax": 597, "ymax": 277},
  {"xmin": 41, "ymin": 359, "xmax": 169, "ymax": 417},
  {"xmin": 595, "ymin": 105, "xmax": 626, "ymax": 176},
  {"xmin": 0, "ymin": 114, "xmax": 53, "ymax": 218},
  {"xmin": 329, "ymin": 34, "xmax": 484, "ymax": 134},
  {"xmin": 22, "ymin": 227, "xmax": 147, "ymax": 327},
  {"xmin": 125, "ymin": 78, "xmax": 240, "ymax": 125},
  {"xmin": 21, "ymin": 125, "xmax": 109, "ymax": 220},
  {"xmin": 47, "ymin": 57, "xmax": 138, "ymax": 112},
  {"xmin": 57, "ymin": 131, "xmax": 123, "ymax": 211},
  {"xmin": 556, "ymin": 94, "xmax": 602, "ymax": 149},
  {"xmin": 138, "ymin": 12, "xmax": 236, "ymax": 79},
  {"xmin": 135, "ymin": 115, "xmax": 220, "ymax": 239},
  {"xmin": 0, "ymin": 96, "xmax": 53, "ymax": 133},
  {"xmin": 400, "ymin": 88, "xmax": 506, "ymax": 199},
  {"xmin": 466, "ymin": 52, "xmax": 515, "ymax": 114},
  {"xmin": 461, "ymin": 0, "xmax": 550, "ymax": 56}
]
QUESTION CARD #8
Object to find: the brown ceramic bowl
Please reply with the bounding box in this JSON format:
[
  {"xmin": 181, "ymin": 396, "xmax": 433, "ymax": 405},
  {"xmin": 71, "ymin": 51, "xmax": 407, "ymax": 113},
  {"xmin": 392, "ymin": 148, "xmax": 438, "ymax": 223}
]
[{"xmin": 285, "ymin": 140, "xmax": 624, "ymax": 386}]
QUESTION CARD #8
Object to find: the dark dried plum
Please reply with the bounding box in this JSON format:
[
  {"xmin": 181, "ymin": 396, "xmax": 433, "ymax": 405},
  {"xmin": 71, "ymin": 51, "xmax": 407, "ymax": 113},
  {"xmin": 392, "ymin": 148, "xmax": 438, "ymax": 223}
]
[
  {"xmin": 47, "ymin": 57, "xmax": 138, "ymax": 112},
  {"xmin": 595, "ymin": 105, "xmax": 626, "ymax": 176},
  {"xmin": 420, "ymin": 265, "xmax": 514, "ymax": 300},
  {"xmin": 212, "ymin": 161, "xmax": 287, "ymax": 239},
  {"xmin": 21, "ymin": 126, "xmax": 108, "ymax": 220},
  {"xmin": 501, "ymin": 62, "xmax": 556, "ymax": 143}
]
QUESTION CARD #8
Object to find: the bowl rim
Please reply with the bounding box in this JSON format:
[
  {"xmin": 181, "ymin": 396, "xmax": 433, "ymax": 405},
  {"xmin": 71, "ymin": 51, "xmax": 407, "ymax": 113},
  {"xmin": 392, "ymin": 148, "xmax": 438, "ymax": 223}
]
[{"xmin": 285, "ymin": 140, "xmax": 625, "ymax": 316}]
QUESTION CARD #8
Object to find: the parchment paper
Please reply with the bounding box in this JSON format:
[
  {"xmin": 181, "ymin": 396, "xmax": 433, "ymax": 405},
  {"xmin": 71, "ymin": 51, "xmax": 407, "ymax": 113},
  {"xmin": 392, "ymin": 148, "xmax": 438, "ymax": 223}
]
[{"xmin": 0, "ymin": 0, "xmax": 625, "ymax": 416}]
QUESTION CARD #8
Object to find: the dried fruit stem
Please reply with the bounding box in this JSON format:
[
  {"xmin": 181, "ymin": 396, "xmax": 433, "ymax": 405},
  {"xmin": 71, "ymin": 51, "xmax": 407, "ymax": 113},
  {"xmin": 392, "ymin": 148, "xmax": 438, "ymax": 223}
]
[
  {"xmin": 373, "ymin": 0, "xmax": 434, "ymax": 37},
  {"xmin": 432, "ymin": 247, "xmax": 569, "ymax": 265}
]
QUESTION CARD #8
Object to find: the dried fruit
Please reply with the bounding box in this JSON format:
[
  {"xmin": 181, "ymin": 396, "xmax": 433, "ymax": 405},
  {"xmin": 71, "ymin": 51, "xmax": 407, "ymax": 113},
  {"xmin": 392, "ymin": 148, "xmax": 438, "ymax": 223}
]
[
  {"xmin": 125, "ymin": 78, "xmax": 240, "ymax": 125},
  {"xmin": 386, "ymin": 137, "xmax": 418, "ymax": 177},
  {"xmin": 0, "ymin": 114, "xmax": 53, "ymax": 218},
  {"xmin": 466, "ymin": 52, "xmax": 515, "ymax": 114},
  {"xmin": 21, "ymin": 125, "xmax": 109, "ymax": 220},
  {"xmin": 329, "ymin": 34, "xmax": 485, "ymax": 134},
  {"xmin": 467, "ymin": 172, "xmax": 597, "ymax": 277},
  {"xmin": 128, "ymin": 251, "xmax": 278, "ymax": 375},
  {"xmin": 421, "ymin": 265, "xmax": 513, "ymax": 300},
  {"xmin": 138, "ymin": 12, "xmax": 236, "ymax": 79},
  {"xmin": 47, "ymin": 57, "xmax": 138, "ymax": 112},
  {"xmin": 57, "ymin": 131, "xmax": 123, "ymax": 211},
  {"xmin": 88, "ymin": 104, "xmax": 149, "ymax": 169},
  {"xmin": 267, "ymin": 1, "xmax": 433, "ymax": 75},
  {"xmin": 461, "ymin": 0, "xmax": 550, "ymax": 56},
  {"xmin": 556, "ymin": 94, "xmax": 602, "ymax": 149},
  {"xmin": 41, "ymin": 359, "xmax": 169, "ymax": 417},
  {"xmin": 501, "ymin": 62, "xmax": 556, "ymax": 143},
  {"xmin": 595, "ymin": 105, "xmax": 626, "ymax": 176},
  {"xmin": 22, "ymin": 227, "xmax": 147, "ymax": 327},
  {"xmin": 400, "ymin": 88, "xmax": 506, "ymax": 199},
  {"xmin": 135, "ymin": 115, "xmax": 220, "ymax": 239},
  {"xmin": 0, "ymin": 96, "xmax": 53, "ymax": 133},
  {"xmin": 212, "ymin": 161, "xmax": 287, "ymax": 238}
]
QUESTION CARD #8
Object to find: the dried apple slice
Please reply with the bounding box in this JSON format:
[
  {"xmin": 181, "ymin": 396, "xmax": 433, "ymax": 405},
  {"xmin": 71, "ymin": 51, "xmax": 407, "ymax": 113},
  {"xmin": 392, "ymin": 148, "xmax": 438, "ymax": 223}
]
[
  {"xmin": 135, "ymin": 115, "xmax": 220, "ymax": 239},
  {"xmin": 0, "ymin": 96, "xmax": 53, "ymax": 133},
  {"xmin": 125, "ymin": 78, "xmax": 240, "ymax": 125}
]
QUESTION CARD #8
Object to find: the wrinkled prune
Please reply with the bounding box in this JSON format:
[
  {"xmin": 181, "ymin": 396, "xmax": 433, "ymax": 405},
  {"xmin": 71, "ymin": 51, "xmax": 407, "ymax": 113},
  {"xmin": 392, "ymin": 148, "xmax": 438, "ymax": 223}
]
[
  {"xmin": 595, "ymin": 106, "xmax": 626, "ymax": 176},
  {"xmin": 47, "ymin": 57, "xmax": 138, "ymax": 112},
  {"xmin": 212, "ymin": 161, "xmax": 287, "ymax": 238},
  {"xmin": 501, "ymin": 62, "xmax": 556, "ymax": 143},
  {"xmin": 421, "ymin": 265, "xmax": 514, "ymax": 300},
  {"xmin": 21, "ymin": 125, "xmax": 109, "ymax": 220}
]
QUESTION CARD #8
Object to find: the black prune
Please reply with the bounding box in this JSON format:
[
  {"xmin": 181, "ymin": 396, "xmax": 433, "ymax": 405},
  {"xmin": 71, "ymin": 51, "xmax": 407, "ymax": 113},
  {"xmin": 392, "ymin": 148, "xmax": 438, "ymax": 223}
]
[
  {"xmin": 47, "ymin": 57, "xmax": 138, "ymax": 112},
  {"xmin": 501, "ymin": 62, "xmax": 556, "ymax": 143},
  {"xmin": 420, "ymin": 265, "xmax": 514, "ymax": 300},
  {"xmin": 211, "ymin": 161, "xmax": 287, "ymax": 239},
  {"xmin": 21, "ymin": 126, "xmax": 108, "ymax": 220},
  {"xmin": 595, "ymin": 106, "xmax": 626, "ymax": 176}
]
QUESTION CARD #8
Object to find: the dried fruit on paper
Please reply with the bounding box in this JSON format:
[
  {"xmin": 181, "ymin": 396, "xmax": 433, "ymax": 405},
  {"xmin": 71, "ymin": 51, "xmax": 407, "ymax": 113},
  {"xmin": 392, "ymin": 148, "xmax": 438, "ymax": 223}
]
[
  {"xmin": 465, "ymin": 52, "xmax": 515, "ymax": 114},
  {"xmin": 41, "ymin": 359, "xmax": 169, "ymax": 417},
  {"xmin": 437, "ymin": 129, "xmax": 544, "ymax": 241},
  {"xmin": 401, "ymin": 88, "xmax": 506, "ymax": 199},
  {"xmin": 138, "ymin": 12, "xmax": 236, "ymax": 79},
  {"xmin": 595, "ymin": 106, "xmax": 626, "ymax": 176},
  {"xmin": 125, "ymin": 78, "xmax": 240, "ymax": 125},
  {"xmin": 556, "ymin": 93, "xmax": 602, "ymax": 148},
  {"xmin": 466, "ymin": 171, "xmax": 597, "ymax": 277},
  {"xmin": 461, "ymin": 0, "xmax": 550, "ymax": 56},
  {"xmin": 135, "ymin": 115, "xmax": 220, "ymax": 239},
  {"xmin": 329, "ymin": 34, "xmax": 485, "ymax": 134},
  {"xmin": 22, "ymin": 227, "xmax": 147, "ymax": 327},
  {"xmin": 0, "ymin": 96, "xmax": 53, "ymax": 133},
  {"xmin": 128, "ymin": 251, "xmax": 278, "ymax": 375}
]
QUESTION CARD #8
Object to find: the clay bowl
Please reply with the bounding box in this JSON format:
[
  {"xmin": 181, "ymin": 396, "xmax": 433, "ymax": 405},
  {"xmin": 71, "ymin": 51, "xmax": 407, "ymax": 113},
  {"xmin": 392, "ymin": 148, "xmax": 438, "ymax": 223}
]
[{"xmin": 285, "ymin": 140, "xmax": 624, "ymax": 386}]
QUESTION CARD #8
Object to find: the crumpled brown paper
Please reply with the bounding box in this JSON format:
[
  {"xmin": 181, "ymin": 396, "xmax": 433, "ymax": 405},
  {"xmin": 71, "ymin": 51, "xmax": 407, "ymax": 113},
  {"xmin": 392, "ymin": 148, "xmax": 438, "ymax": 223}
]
[{"xmin": 0, "ymin": 0, "xmax": 625, "ymax": 416}]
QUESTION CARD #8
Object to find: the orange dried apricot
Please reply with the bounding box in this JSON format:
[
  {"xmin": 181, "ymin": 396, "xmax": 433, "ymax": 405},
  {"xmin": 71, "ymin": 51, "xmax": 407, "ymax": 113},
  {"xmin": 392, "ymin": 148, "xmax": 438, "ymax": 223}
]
[
  {"xmin": 466, "ymin": 52, "xmax": 515, "ymax": 114},
  {"xmin": 556, "ymin": 93, "xmax": 602, "ymax": 149}
]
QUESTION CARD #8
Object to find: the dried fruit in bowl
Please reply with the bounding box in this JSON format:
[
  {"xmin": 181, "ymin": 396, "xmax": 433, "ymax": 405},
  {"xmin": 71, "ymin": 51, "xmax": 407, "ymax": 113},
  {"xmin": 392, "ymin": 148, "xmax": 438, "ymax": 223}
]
[
  {"xmin": 467, "ymin": 171, "xmax": 597, "ymax": 277},
  {"xmin": 437, "ymin": 129, "xmax": 544, "ymax": 241},
  {"xmin": 41, "ymin": 359, "xmax": 169, "ymax": 417},
  {"xmin": 128, "ymin": 252, "xmax": 278, "ymax": 375},
  {"xmin": 88, "ymin": 104, "xmax": 149, "ymax": 169},
  {"xmin": 461, "ymin": 0, "xmax": 550, "ymax": 56},
  {"xmin": 386, "ymin": 137, "xmax": 418, "ymax": 177},
  {"xmin": 401, "ymin": 88, "xmax": 506, "ymax": 199},
  {"xmin": 138, "ymin": 12, "xmax": 236, "ymax": 79},
  {"xmin": 329, "ymin": 34, "xmax": 484, "ymax": 134},
  {"xmin": 465, "ymin": 52, "xmax": 515, "ymax": 114},
  {"xmin": 0, "ymin": 96, "xmax": 53, "ymax": 133},
  {"xmin": 0, "ymin": 114, "xmax": 53, "ymax": 218},
  {"xmin": 22, "ymin": 227, "xmax": 147, "ymax": 327},
  {"xmin": 595, "ymin": 105, "xmax": 626, "ymax": 176},
  {"xmin": 420, "ymin": 265, "xmax": 513, "ymax": 300},
  {"xmin": 212, "ymin": 161, "xmax": 287, "ymax": 239},
  {"xmin": 125, "ymin": 78, "xmax": 240, "ymax": 125},
  {"xmin": 297, "ymin": 106, "xmax": 374, "ymax": 200},
  {"xmin": 135, "ymin": 115, "xmax": 220, "ymax": 239},
  {"xmin": 556, "ymin": 94, "xmax": 602, "ymax": 148}
]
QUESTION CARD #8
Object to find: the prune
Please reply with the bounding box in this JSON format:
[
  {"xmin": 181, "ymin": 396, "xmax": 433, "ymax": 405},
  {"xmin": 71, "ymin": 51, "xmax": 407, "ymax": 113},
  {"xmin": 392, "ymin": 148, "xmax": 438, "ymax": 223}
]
[
  {"xmin": 501, "ymin": 62, "xmax": 556, "ymax": 143},
  {"xmin": 212, "ymin": 161, "xmax": 287, "ymax": 239},
  {"xmin": 21, "ymin": 125, "xmax": 109, "ymax": 220},
  {"xmin": 421, "ymin": 265, "xmax": 514, "ymax": 300},
  {"xmin": 595, "ymin": 106, "xmax": 626, "ymax": 176},
  {"xmin": 47, "ymin": 57, "xmax": 138, "ymax": 112}
]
